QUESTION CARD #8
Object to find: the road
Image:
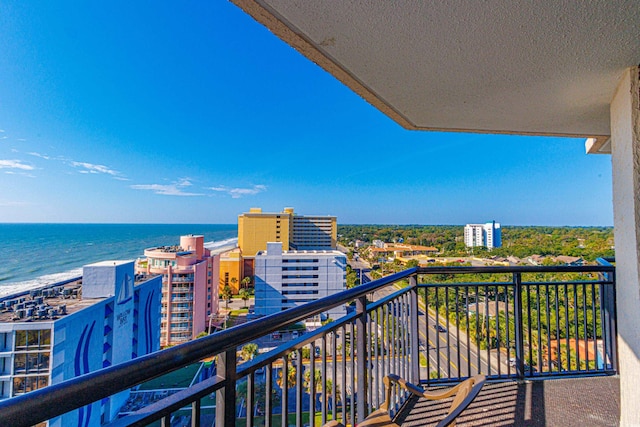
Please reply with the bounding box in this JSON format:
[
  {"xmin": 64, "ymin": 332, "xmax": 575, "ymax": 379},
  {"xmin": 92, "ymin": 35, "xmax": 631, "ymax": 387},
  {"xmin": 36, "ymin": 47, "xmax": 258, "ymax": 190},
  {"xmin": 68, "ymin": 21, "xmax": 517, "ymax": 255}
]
[{"xmin": 348, "ymin": 257, "xmax": 505, "ymax": 379}]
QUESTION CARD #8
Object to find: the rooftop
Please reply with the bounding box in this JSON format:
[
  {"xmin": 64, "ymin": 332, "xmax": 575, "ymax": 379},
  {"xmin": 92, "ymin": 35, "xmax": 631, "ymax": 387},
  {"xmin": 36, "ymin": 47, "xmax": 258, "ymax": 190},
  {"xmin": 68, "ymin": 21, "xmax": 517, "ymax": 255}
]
[
  {"xmin": 0, "ymin": 281, "xmax": 85, "ymax": 324},
  {"xmin": 0, "ymin": 274, "xmax": 156, "ymax": 324},
  {"xmin": 145, "ymin": 245, "xmax": 189, "ymax": 254}
]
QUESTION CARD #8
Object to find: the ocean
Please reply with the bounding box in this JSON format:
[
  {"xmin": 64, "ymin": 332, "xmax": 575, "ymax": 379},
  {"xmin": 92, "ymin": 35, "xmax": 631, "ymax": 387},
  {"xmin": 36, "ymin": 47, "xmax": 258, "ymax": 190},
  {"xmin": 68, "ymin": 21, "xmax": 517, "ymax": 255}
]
[{"xmin": 0, "ymin": 223, "xmax": 237, "ymax": 297}]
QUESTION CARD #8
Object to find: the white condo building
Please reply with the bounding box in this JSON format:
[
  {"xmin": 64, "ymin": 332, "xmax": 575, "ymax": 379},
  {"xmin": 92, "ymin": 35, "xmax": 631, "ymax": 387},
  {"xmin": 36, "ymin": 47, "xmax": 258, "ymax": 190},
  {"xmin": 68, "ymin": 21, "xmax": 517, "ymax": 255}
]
[
  {"xmin": 0, "ymin": 260, "xmax": 161, "ymax": 427},
  {"xmin": 254, "ymin": 242, "xmax": 346, "ymax": 320},
  {"xmin": 464, "ymin": 222, "xmax": 502, "ymax": 249}
]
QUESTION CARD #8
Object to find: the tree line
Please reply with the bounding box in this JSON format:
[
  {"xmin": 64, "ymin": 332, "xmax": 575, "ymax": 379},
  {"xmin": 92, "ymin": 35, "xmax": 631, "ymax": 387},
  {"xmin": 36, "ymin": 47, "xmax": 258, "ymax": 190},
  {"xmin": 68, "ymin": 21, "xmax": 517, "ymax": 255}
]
[{"xmin": 339, "ymin": 225, "xmax": 614, "ymax": 261}]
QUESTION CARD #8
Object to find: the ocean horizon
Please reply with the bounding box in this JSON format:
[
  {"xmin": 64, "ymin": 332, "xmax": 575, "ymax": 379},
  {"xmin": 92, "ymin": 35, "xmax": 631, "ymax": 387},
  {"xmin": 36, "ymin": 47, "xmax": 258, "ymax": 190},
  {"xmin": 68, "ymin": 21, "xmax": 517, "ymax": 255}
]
[{"xmin": 0, "ymin": 223, "xmax": 237, "ymax": 297}]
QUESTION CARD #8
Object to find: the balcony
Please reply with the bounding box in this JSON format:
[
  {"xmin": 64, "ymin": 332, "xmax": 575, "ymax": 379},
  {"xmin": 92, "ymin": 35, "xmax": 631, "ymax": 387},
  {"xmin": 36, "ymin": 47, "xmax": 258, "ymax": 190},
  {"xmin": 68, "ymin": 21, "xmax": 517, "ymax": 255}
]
[
  {"xmin": 0, "ymin": 260, "xmax": 617, "ymax": 427},
  {"xmin": 171, "ymin": 277, "xmax": 195, "ymax": 284}
]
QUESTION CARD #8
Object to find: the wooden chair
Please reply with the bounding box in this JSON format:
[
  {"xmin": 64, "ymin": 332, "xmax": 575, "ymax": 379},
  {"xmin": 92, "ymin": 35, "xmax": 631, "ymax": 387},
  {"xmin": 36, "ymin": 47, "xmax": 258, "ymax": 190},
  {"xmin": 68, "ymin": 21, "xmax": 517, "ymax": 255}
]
[{"xmin": 323, "ymin": 374, "xmax": 485, "ymax": 427}]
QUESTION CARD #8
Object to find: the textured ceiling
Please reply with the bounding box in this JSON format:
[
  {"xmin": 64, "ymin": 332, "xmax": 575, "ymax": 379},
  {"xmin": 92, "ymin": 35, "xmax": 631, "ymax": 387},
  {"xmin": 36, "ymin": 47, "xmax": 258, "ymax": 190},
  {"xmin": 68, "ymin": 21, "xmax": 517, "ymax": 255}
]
[{"xmin": 232, "ymin": 0, "xmax": 640, "ymax": 143}]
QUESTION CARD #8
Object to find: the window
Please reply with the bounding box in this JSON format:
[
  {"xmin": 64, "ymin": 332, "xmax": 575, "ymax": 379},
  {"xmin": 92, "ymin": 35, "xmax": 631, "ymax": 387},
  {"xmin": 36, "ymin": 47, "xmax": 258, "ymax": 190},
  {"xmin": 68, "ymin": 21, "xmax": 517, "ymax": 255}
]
[
  {"xmin": 15, "ymin": 330, "xmax": 51, "ymax": 350},
  {"xmin": 11, "ymin": 373, "xmax": 49, "ymax": 396},
  {"xmin": 283, "ymin": 290, "xmax": 318, "ymax": 295},
  {"xmin": 15, "ymin": 331, "xmax": 26, "ymax": 349},
  {"xmin": 282, "ymin": 283, "xmax": 318, "ymax": 287},
  {"xmin": 25, "ymin": 353, "xmax": 49, "ymax": 373}
]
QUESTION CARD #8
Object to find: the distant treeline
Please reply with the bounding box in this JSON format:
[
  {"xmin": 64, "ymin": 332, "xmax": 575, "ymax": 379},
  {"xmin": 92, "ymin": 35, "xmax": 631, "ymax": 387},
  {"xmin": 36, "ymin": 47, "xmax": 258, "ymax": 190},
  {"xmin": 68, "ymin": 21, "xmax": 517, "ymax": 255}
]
[{"xmin": 338, "ymin": 225, "xmax": 614, "ymax": 261}]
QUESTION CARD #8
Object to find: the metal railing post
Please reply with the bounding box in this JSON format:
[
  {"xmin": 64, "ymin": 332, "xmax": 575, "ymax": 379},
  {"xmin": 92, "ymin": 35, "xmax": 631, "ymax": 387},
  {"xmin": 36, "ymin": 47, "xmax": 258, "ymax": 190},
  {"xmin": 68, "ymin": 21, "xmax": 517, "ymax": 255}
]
[
  {"xmin": 216, "ymin": 349, "xmax": 237, "ymax": 427},
  {"xmin": 409, "ymin": 274, "xmax": 420, "ymax": 383},
  {"xmin": 513, "ymin": 273, "xmax": 525, "ymax": 380},
  {"xmin": 609, "ymin": 268, "xmax": 618, "ymax": 372},
  {"xmin": 356, "ymin": 295, "xmax": 368, "ymax": 423},
  {"xmin": 598, "ymin": 260, "xmax": 618, "ymax": 373}
]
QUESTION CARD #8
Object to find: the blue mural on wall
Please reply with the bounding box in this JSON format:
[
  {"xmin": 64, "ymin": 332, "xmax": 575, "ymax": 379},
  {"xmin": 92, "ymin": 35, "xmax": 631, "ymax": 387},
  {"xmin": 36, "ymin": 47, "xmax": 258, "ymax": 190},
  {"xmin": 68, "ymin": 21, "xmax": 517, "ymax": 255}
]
[
  {"xmin": 144, "ymin": 290, "xmax": 156, "ymax": 354},
  {"xmin": 117, "ymin": 273, "xmax": 133, "ymax": 305},
  {"xmin": 74, "ymin": 321, "xmax": 96, "ymax": 427}
]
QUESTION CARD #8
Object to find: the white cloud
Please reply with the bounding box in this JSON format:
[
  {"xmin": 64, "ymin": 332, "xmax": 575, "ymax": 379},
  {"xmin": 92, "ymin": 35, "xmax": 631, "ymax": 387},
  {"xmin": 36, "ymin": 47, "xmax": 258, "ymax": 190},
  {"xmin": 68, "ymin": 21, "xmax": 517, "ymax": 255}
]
[
  {"xmin": 71, "ymin": 161, "xmax": 120, "ymax": 176},
  {"xmin": 0, "ymin": 159, "xmax": 34, "ymax": 170},
  {"xmin": 131, "ymin": 179, "xmax": 203, "ymax": 196},
  {"xmin": 27, "ymin": 152, "xmax": 50, "ymax": 160},
  {"xmin": 209, "ymin": 184, "xmax": 267, "ymax": 198}
]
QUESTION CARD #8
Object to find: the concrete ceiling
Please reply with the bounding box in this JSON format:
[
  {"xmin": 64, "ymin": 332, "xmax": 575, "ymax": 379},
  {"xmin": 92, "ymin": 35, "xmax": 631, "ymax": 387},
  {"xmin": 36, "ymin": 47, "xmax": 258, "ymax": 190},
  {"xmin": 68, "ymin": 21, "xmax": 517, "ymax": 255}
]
[{"xmin": 232, "ymin": 0, "xmax": 640, "ymax": 148}]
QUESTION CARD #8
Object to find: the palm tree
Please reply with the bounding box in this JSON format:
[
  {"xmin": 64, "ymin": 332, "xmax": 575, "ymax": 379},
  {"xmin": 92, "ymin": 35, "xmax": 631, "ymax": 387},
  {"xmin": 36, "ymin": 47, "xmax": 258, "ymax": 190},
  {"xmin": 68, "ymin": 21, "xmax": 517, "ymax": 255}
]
[
  {"xmin": 277, "ymin": 365, "xmax": 297, "ymax": 389},
  {"xmin": 241, "ymin": 343, "xmax": 259, "ymax": 362},
  {"xmin": 241, "ymin": 276, "xmax": 252, "ymax": 290},
  {"xmin": 239, "ymin": 289, "xmax": 251, "ymax": 308},
  {"xmin": 230, "ymin": 277, "xmax": 238, "ymax": 293},
  {"xmin": 221, "ymin": 284, "xmax": 232, "ymax": 309},
  {"xmin": 303, "ymin": 368, "xmax": 322, "ymax": 394}
]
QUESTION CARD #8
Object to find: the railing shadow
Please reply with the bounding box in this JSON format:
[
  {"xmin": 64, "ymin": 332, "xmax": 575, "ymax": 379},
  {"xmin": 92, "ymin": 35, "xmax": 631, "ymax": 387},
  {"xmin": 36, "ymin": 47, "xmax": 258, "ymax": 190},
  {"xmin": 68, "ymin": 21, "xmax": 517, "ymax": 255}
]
[{"xmin": 396, "ymin": 376, "xmax": 620, "ymax": 427}]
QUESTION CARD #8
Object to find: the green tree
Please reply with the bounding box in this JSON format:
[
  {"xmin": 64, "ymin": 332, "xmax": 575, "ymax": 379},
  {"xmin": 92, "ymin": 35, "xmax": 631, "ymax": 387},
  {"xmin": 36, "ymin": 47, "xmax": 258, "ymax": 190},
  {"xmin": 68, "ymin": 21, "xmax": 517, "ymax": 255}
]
[
  {"xmin": 239, "ymin": 288, "xmax": 251, "ymax": 308},
  {"xmin": 241, "ymin": 276, "xmax": 252, "ymax": 289},
  {"xmin": 221, "ymin": 284, "xmax": 232, "ymax": 309},
  {"xmin": 230, "ymin": 277, "xmax": 238, "ymax": 292},
  {"xmin": 241, "ymin": 343, "xmax": 259, "ymax": 362},
  {"xmin": 277, "ymin": 365, "xmax": 297, "ymax": 389},
  {"xmin": 406, "ymin": 259, "xmax": 419, "ymax": 268},
  {"xmin": 303, "ymin": 368, "xmax": 322, "ymax": 393}
]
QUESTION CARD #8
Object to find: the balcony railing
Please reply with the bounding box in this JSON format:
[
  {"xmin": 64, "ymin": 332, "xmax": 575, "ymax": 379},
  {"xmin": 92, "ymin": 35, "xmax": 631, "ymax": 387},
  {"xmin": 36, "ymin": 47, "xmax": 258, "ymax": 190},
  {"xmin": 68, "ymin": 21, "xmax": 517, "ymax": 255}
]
[{"xmin": 0, "ymin": 260, "xmax": 616, "ymax": 427}]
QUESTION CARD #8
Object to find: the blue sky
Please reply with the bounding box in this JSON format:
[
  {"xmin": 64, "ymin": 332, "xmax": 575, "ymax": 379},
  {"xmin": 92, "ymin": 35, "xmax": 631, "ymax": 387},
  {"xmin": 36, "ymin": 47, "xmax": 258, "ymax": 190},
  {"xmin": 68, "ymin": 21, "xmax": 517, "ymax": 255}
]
[{"xmin": 0, "ymin": 1, "xmax": 612, "ymax": 226}]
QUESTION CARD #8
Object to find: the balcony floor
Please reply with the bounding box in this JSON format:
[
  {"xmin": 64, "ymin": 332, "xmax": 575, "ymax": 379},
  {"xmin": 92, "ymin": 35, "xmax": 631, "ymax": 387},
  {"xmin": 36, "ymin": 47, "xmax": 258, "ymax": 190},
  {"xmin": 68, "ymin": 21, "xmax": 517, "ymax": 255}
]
[{"xmin": 396, "ymin": 376, "xmax": 619, "ymax": 427}]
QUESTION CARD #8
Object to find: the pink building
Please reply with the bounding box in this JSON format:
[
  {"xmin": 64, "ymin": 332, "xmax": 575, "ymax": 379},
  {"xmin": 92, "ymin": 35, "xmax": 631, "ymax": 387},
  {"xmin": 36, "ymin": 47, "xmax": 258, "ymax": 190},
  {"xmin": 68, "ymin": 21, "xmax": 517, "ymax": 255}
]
[{"xmin": 135, "ymin": 235, "xmax": 219, "ymax": 347}]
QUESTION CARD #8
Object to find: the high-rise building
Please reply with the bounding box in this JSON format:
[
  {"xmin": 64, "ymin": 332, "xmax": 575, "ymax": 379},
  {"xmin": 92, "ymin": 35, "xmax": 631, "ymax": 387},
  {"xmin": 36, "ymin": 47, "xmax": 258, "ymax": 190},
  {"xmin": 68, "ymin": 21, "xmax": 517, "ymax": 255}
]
[
  {"xmin": 254, "ymin": 242, "xmax": 347, "ymax": 320},
  {"xmin": 238, "ymin": 208, "xmax": 292, "ymax": 258},
  {"xmin": 464, "ymin": 221, "xmax": 502, "ymax": 249},
  {"xmin": 238, "ymin": 207, "xmax": 337, "ymax": 257},
  {"xmin": 289, "ymin": 214, "xmax": 337, "ymax": 250},
  {"xmin": 0, "ymin": 260, "xmax": 162, "ymax": 426},
  {"xmin": 135, "ymin": 235, "xmax": 219, "ymax": 347}
]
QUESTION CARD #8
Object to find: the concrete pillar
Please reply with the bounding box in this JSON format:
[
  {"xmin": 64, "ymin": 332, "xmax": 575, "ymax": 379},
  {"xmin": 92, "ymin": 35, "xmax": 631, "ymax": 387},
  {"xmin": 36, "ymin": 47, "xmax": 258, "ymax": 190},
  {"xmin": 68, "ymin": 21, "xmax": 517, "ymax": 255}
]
[{"xmin": 611, "ymin": 66, "xmax": 640, "ymax": 426}]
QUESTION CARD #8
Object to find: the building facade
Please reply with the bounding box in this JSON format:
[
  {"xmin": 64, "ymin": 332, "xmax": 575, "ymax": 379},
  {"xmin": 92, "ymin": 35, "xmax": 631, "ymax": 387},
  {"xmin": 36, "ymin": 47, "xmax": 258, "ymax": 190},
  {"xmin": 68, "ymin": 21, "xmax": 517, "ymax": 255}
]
[
  {"xmin": 464, "ymin": 221, "xmax": 502, "ymax": 249},
  {"xmin": 238, "ymin": 208, "xmax": 292, "ymax": 258},
  {"xmin": 218, "ymin": 248, "xmax": 243, "ymax": 294},
  {"xmin": 254, "ymin": 242, "xmax": 347, "ymax": 320},
  {"xmin": 0, "ymin": 260, "xmax": 162, "ymax": 426},
  {"xmin": 238, "ymin": 207, "xmax": 337, "ymax": 257},
  {"xmin": 289, "ymin": 214, "xmax": 337, "ymax": 250},
  {"xmin": 135, "ymin": 235, "xmax": 219, "ymax": 347}
]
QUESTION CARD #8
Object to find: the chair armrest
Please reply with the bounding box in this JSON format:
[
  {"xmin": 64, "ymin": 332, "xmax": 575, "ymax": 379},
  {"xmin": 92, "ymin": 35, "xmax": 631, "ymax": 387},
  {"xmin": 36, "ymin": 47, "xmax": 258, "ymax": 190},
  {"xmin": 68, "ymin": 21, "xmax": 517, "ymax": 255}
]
[
  {"xmin": 435, "ymin": 375, "xmax": 486, "ymax": 427},
  {"xmin": 385, "ymin": 374, "xmax": 427, "ymax": 399},
  {"xmin": 382, "ymin": 374, "xmax": 485, "ymax": 427},
  {"xmin": 385, "ymin": 374, "xmax": 468, "ymax": 401}
]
